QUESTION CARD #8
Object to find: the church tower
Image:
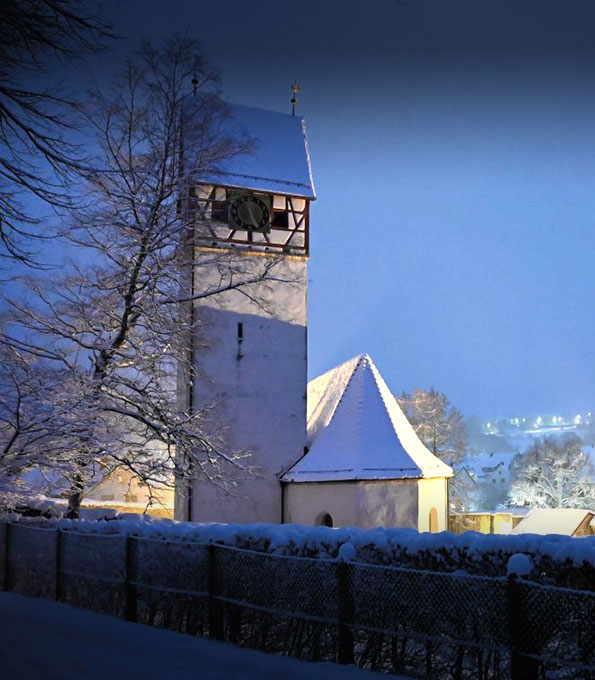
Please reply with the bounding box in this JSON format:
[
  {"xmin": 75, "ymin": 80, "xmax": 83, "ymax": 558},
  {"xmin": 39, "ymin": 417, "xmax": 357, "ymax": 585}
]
[{"xmin": 175, "ymin": 102, "xmax": 315, "ymax": 523}]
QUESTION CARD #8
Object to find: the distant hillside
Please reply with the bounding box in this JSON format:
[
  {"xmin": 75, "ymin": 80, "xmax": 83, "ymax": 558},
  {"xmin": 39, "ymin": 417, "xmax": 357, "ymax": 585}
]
[{"xmin": 467, "ymin": 432, "xmax": 516, "ymax": 455}]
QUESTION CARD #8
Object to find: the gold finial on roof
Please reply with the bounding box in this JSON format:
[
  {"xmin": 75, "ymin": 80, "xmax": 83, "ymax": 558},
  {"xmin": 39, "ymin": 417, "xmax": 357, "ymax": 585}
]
[{"xmin": 291, "ymin": 80, "xmax": 301, "ymax": 116}]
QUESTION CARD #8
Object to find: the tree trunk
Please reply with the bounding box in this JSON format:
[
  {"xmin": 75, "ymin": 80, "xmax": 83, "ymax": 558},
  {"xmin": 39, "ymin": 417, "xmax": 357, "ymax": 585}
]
[{"xmin": 65, "ymin": 473, "xmax": 85, "ymax": 519}]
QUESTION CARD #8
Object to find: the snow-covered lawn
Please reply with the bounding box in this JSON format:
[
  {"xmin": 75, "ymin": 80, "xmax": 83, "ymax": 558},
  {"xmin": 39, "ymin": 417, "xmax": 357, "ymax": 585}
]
[{"xmin": 0, "ymin": 593, "xmax": 409, "ymax": 680}]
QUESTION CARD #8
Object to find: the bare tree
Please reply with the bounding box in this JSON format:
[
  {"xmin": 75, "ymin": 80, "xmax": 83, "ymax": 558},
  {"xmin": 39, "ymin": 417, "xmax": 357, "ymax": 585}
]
[
  {"xmin": 397, "ymin": 387, "xmax": 467, "ymax": 464},
  {"xmin": 1, "ymin": 35, "xmax": 293, "ymax": 517},
  {"xmin": 0, "ymin": 342, "xmax": 99, "ymax": 509},
  {"xmin": 509, "ymin": 435, "xmax": 595, "ymax": 509},
  {"xmin": 0, "ymin": 343, "xmax": 63, "ymax": 478},
  {"xmin": 0, "ymin": 0, "xmax": 111, "ymax": 262},
  {"xmin": 398, "ymin": 387, "xmax": 468, "ymax": 514}
]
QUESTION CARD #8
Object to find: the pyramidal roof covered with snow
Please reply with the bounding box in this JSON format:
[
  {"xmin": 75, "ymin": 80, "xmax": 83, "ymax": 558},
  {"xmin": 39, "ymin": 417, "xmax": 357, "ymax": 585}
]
[{"xmin": 282, "ymin": 355, "xmax": 453, "ymax": 483}]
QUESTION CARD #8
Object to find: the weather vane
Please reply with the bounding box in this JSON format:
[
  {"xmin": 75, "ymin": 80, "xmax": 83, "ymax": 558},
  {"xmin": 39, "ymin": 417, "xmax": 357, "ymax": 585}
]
[{"xmin": 291, "ymin": 80, "xmax": 301, "ymax": 116}]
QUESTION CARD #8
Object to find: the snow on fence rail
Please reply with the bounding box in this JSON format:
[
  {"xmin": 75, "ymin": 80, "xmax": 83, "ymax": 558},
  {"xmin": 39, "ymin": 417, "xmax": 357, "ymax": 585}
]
[
  {"xmin": 8, "ymin": 512, "xmax": 595, "ymax": 588},
  {"xmin": 1, "ymin": 520, "xmax": 594, "ymax": 680}
]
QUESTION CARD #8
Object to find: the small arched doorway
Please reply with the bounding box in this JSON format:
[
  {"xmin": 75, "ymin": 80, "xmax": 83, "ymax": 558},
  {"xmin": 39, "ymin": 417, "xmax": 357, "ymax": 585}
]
[
  {"xmin": 429, "ymin": 507, "xmax": 438, "ymax": 533},
  {"xmin": 315, "ymin": 512, "xmax": 333, "ymax": 527}
]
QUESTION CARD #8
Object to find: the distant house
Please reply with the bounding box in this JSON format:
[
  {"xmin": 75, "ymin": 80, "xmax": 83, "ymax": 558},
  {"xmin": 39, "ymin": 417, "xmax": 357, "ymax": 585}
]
[
  {"xmin": 511, "ymin": 508, "xmax": 595, "ymax": 536},
  {"xmin": 281, "ymin": 355, "xmax": 453, "ymax": 532},
  {"xmin": 449, "ymin": 508, "xmax": 529, "ymax": 535},
  {"xmin": 452, "ymin": 465, "xmax": 482, "ymax": 509},
  {"xmin": 463, "ymin": 451, "xmax": 517, "ymax": 485},
  {"xmin": 21, "ymin": 466, "xmax": 174, "ymax": 518},
  {"xmin": 455, "ymin": 451, "xmax": 517, "ymax": 511},
  {"xmin": 84, "ymin": 469, "xmax": 174, "ymax": 517}
]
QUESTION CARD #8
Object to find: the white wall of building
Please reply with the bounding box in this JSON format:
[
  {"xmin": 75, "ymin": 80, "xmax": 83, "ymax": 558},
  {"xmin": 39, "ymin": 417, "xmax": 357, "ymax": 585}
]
[
  {"xmin": 356, "ymin": 480, "xmax": 418, "ymax": 529},
  {"xmin": 283, "ymin": 481, "xmax": 361, "ymax": 527},
  {"xmin": 182, "ymin": 250, "xmax": 308, "ymax": 524},
  {"xmin": 284, "ymin": 478, "xmax": 449, "ymax": 531},
  {"xmin": 284, "ymin": 480, "xmax": 419, "ymax": 529},
  {"xmin": 417, "ymin": 477, "xmax": 449, "ymax": 532}
]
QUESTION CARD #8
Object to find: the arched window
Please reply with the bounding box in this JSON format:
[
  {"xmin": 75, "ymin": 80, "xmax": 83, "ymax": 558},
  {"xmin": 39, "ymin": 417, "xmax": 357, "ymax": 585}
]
[
  {"xmin": 429, "ymin": 507, "xmax": 438, "ymax": 533},
  {"xmin": 316, "ymin": 512, "xmax": 333, "ymax": 527}
]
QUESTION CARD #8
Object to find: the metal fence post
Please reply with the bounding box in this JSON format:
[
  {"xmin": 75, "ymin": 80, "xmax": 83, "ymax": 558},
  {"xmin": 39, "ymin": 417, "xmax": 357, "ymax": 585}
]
[
  {"xmin": 55, "ymin": 529, "xmax": 62, "ymax": 601},
  {"xmin": 125, "ymin": 535, "xmax": 138, "ymax": 622},
  {"xmin": 337, "ymin": 561, "xmax": 354, "ymax": 665},
  {"xmin": 208, "ymin": 544, "xmax": 223, "ymax": 640},
  {"xmin": 508, "ymin": 574, "xmax": 538, "ymax": 680},
  {"xmin": 508, "ymin": 574, "xmax": 521, "ymax": 680},
  {"xmin": 1, "ymin": 522, "xmax": 9, "ymax": 592}
]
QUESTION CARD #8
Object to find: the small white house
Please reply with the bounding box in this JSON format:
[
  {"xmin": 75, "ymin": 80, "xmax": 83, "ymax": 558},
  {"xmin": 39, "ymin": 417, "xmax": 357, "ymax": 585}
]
[
  {"xmin": 282, "ymin": 355, "xmax": 453, "ymax": 532},
  {"xmin": 511, "ymin": 508, "xmax": 594, "ymax": 536}
]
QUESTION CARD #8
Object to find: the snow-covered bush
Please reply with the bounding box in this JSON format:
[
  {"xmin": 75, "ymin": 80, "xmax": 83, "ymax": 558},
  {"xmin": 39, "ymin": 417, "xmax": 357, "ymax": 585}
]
[
  {"xmin": 6, "ymin": 514, "xmax": 594, "ymax": 590},
  {"xmin": 507, "ymin": 553, "xmax": 533, "ymax": 577}
]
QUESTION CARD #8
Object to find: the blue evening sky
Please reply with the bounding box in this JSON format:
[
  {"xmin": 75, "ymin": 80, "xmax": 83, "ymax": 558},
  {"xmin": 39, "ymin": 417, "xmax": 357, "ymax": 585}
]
[{"xmin": 34, "ymin": 0, "xmax": 595, "ymax": 418}]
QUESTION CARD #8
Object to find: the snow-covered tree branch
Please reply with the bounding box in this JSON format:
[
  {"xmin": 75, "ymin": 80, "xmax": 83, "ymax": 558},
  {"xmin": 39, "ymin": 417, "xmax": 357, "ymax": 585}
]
[
  {"xmin": 397, "ymin": 387, "xmax": 468, "ymax": 512},
  {"xmin": 0, "ymin": 35, "xmax": 293, "ymax": 517},
  {"xmin": 397, "ymin": 387, "xmax": 467, "ymax": 464},
  {"xmin": 509, "ymin": 435, "xmax": 595, "ymax": 509},
  {"xmin": 0, "ymin": 0, "xmax": 112, "ymax": 263}
]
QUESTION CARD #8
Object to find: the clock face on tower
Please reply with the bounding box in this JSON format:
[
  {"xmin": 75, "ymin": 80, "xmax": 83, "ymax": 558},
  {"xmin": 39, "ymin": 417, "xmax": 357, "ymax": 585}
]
[{"xmin": 228, "ymin": 192, "xmax": 271, "ymax": 233}]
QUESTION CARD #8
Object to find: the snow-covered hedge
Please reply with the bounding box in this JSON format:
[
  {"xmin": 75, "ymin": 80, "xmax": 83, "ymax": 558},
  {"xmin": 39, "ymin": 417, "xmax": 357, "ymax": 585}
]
[{"xmin": 5, "ymin": 512, "xmax": 594, "ymax": 590}]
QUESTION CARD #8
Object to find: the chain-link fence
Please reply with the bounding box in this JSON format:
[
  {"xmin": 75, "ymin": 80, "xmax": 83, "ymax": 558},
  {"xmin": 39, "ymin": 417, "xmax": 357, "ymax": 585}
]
[{"xmin": 1, "ymin": 521, "xmax": 593, "ymax": 680}]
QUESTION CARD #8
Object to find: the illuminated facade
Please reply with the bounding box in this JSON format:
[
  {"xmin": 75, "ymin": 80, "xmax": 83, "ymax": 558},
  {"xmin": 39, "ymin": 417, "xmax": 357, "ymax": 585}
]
[{"xmin": 175, "ymin": 103, "xmax": 314, "ymax": 523}]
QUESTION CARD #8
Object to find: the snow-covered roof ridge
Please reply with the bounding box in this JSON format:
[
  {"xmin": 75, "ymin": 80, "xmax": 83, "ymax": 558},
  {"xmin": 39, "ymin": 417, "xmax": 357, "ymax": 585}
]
[
  {"xmin": 366, "ymin": 358, "xmax": 453, "ymax": 479},
  {"xmin": 511, "ymin": 508, "xmax": 594, "ymax": 536},
  {"xmin": 283, "ymin": 354, "xmax": 453, "ymax": 482},
  {"xmin": 198, "ymin": 100, "xmax": 316, "ymax": 199},
  {"xmin": 306, "ymin": 353, "xmax": 367, "ymax": 447}
]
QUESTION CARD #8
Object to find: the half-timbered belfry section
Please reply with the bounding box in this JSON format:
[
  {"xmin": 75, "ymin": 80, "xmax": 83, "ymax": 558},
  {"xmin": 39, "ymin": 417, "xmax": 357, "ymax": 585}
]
[
  {"xmin": 175, "ymin": 102, "xmax": 315, "ymax": 524},
  {"xmin": 192, "ymin": 102, "xmax": 313, "ymax": 256}
]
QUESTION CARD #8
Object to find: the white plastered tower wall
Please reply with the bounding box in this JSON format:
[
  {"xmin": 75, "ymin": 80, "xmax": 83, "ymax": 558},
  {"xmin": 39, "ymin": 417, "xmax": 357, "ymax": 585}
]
[
  {"xmin": 187, "ymin": 250, "xmax": 307, "ymax": 523},
  {"xmin": 174, "ymin": 101, "xmax": 315, "ymax": 523}
]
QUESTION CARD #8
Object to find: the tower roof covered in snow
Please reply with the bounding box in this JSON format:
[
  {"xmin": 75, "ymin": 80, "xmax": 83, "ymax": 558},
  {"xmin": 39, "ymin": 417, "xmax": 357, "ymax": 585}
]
[
  {"xmin": 282, "ymin": 355, "xmax": 453, "ymax": 482},
  {"xmin": 198, "ymin": 101, "xmax": 315, "ymax": 199}
]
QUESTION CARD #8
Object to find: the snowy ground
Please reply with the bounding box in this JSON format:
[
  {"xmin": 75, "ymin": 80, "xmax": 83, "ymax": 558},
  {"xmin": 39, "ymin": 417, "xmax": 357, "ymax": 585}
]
[{"xmin": 0, "ymin": 593, "xmax": 410, "ymax": 680}]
